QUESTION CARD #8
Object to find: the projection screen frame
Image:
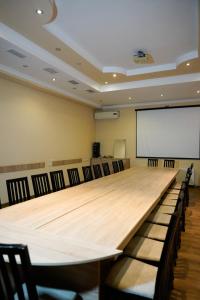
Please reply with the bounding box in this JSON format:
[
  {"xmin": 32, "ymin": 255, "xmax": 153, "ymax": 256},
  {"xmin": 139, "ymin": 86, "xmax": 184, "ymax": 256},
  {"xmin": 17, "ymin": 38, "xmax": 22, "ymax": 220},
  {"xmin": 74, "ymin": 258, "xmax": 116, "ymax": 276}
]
[{"xmin": 136, "ymin": 105, "xmax": 200, "ymax": 160}]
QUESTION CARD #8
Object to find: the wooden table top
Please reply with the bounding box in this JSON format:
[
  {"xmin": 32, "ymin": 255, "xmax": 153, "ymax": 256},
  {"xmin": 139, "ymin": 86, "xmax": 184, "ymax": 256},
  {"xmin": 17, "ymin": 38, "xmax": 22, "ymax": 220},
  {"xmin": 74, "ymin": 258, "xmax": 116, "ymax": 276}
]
[{"xmin": 0, "ymin": 167, "xmax": 178, "ymax": 266}]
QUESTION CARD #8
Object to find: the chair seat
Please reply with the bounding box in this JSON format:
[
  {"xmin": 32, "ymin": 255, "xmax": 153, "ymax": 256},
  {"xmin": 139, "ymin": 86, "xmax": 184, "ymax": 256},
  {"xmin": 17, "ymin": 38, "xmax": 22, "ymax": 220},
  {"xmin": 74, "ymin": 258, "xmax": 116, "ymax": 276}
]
[
  {"xmin": 15, "ymin": 284, "xmax": 78, "ymax": 300},
  {"xmin": 137, "ymin": 222, "xmax": 168, "ymax": 241},
  {"xmin": 161, "ymin": 198, "xmax": 178, "ymax": 207},
  {"xmin": 125, "ymin": 236, "xmax": 164, "ymax": 262},
  {"xmin": 106, "ymin": 257, "xmax": 158, "ymax": 299},
  {"xmin": 163, "ymin": 193, "xmax": 179, "ymax": 200},
  {"xmin": 37, "ymin": 286, "xmax": 77, "ymax": 300},
  {"xmin": 166, "ymin": 189, "xmax": 180, "ymax": 195},
  {"xmin": 154, "ymin": 205, "xmax": 175, "ymax": 215},
  {"xmin": 171, "ymin": 182, "xmax": 182, "ymax": 190},
  {"xmin": 147, "ymin": 212, "xmax": 172, "ymax": 225}
]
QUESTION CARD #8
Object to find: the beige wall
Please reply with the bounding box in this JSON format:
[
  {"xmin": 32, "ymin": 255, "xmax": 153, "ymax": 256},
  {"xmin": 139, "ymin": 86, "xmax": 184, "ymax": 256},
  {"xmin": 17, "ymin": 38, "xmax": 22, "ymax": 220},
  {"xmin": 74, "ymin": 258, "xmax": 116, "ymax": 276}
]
[
  {"xmin": 95, "ymin": 108, "xmax": 200, "ymax": 186},
  {"xmin": 0, "ymin": 76, "xmax": 95, "ymax": 203}
]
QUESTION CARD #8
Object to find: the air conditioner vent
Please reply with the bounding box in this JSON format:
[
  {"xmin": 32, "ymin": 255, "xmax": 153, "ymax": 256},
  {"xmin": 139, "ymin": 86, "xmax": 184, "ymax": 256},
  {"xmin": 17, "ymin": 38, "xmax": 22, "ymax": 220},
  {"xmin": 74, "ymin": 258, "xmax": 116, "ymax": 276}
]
[
  {"xmin": 7, "ymin": 49, "xmax": 26, "ymax": 59},
  {"xmin": 43, "ymin": 68, "xmax": 58, "ymax": 74},
  {"xmin": 94, "ymin": 111, "xmax": 120, "ymax": 119},
  {"xmin": 68, "ymin": 80, "xmax": 79, "ymax": 85}
]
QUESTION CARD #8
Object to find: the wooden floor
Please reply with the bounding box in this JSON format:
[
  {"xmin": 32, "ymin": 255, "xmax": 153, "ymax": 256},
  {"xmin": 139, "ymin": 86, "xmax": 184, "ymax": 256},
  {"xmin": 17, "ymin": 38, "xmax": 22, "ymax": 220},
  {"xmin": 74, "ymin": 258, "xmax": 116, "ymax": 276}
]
[
  {"xmin": 170, "ymin": 187, "xmax": 200, "ymax": 300},
  {"xmin": 81, "ymin": 187, "xmax": 200, "ymax": 300}
]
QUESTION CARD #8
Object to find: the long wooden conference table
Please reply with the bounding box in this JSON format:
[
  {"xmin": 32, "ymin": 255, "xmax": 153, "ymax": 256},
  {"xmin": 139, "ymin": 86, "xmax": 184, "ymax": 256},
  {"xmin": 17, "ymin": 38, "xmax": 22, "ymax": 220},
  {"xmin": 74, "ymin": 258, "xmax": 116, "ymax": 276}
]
[{"xmin": 0, "ymin": 167, "xmax": 178, "ymax": 298}]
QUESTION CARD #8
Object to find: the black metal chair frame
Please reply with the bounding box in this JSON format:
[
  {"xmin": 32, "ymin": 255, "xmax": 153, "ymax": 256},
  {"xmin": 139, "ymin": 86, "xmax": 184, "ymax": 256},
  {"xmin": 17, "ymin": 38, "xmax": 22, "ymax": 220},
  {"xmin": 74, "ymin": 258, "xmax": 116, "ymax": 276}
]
[
  {"xmin": 31, "ymin": 173, "xmax": 51, "ymax": 198},
  {"xmin": 102, "ymin": 162, "xmax": 110, "ymax": 176},
  {"xmin": 112, "ymin": 161, "xmax": 120, "ymax": 173},
  {"xmin": 148, "ymin": 158, "xmax": 158, "ymax": 167},
  {"xmin": 67, "ymin": 168, "xmax": 81, "ymax": 187},
  {"xmin": 50, "ymin": 170, "xmax": 65, "ymax": 192},
  {"xmin": 93, "ymin": 164, "xmax": 103, "ymax": 179},
  {"xmin": 6, "ymin": 177, "xmax": 31, "ymax": 206},
  {"xmin": 164, "ymin": 159, "xmax": 175, "ymax": 168},
  {"xmin": 82, "ymin": 166, "xmax": 93, "ymax": 182}
]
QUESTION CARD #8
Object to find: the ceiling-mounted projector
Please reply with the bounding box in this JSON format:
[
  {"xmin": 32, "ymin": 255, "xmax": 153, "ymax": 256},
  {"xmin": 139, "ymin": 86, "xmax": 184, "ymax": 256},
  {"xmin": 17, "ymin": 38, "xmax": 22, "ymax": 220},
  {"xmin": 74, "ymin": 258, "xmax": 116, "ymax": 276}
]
[{"xmin": 133, "ymin": 50, "xmax": 154, "ymax": 64}]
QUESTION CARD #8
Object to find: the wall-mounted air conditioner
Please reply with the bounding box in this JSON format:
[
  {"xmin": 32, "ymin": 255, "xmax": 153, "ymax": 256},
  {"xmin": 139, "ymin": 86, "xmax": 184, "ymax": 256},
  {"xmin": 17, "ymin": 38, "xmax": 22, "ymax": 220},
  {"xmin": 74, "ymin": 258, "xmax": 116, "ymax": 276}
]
[{"xmin": 94, "ymin": 111, "xmax": 120, "ymax": 120}]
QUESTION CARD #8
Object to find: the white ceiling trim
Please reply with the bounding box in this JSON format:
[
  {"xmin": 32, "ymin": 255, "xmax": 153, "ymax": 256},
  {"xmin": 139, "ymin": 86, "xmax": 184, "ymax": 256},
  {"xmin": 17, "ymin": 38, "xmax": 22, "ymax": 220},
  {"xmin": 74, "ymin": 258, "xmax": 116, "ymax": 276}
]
[
  {"xmin": 45, "ymin": 16, "xmax": 198, "ymax": 76},
  {"xmin": 103, "ymin": 51, "xmax": 198, "ymax": 76},
  {"xmin": 0, "ymin": 64, "xmax": 100, "ymax": 108},
  {"xmin": 101, "ymin": 73, "xmax": 200, "ymax": 92},
  {"xmin": 0, "ymin": 23, "xmax": 101, "ymax": 92},
  {"xmin": 102, "ymin": 98, "xmax": 200, "ymax": 110}
]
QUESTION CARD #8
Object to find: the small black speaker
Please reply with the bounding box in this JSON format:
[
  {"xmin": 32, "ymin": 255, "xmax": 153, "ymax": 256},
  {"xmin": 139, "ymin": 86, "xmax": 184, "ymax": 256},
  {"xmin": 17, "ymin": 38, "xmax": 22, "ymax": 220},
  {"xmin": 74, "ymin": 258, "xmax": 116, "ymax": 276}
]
[{"xmin": 92, "ymin": 142, "xmax": 100, "ymax": 158}]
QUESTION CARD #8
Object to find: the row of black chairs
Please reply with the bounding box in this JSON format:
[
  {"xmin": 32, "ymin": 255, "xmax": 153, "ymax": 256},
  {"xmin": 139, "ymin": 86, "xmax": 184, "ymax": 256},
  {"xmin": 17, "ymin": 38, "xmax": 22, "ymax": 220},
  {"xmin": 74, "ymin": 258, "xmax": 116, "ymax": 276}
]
[
  {"xmin": 148, "ymin": 158, "xmax": 175, "ymax": 168},
  {"xmin": 4, "ymin": 160, "xmax": 124, "ymax": 206},
  {"xmin": 103, "ymin": 164, "xmax": 193, "ymax": 300}
]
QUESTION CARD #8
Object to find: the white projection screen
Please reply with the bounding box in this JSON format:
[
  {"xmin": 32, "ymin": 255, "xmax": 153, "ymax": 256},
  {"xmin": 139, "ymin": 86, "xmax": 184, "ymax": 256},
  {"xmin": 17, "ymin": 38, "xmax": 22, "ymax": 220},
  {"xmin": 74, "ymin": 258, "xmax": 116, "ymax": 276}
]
[{"xmin": 136, "ymin": 106, "xmax": 200, "ymax": 159}]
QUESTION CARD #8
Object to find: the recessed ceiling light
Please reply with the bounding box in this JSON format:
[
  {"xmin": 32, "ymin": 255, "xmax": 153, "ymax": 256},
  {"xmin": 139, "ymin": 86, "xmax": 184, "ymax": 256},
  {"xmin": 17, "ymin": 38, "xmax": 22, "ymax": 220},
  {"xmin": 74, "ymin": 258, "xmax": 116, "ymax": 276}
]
[
  {"xmin": 161, "ymin": 93, "xmax": 164, "ymax": 97},
  {"xmin": 113, "ymin": 74, "xmax": 117, "ymax": 77},
  {"xmin": 186, "ymin": 62, "xmax": 190, "ymax": 66},
  {"xmin": 36, "ymin": 9, "xmax": 44, "ymax": 15},
  {"xmin": 128, "ymin": 97, "xmax": 132, "ymax": 100},
  {"xmin": 105, "ymin": 81, "xmax": 108, "ymax": 84},
  {"xmin": 52, "ymin": 78, "xmax": 56, "ymax": 81},
  {"xmin": 197, "ymin": 90, "xmax": 200, "ymax": 94}
]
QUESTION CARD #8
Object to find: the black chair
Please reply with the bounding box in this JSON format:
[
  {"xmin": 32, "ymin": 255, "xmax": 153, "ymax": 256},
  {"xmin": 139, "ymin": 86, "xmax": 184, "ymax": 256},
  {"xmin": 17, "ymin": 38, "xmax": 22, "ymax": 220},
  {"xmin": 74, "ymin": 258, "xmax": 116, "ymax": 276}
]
[
  {"xmin": 118, "ymin": 160, "xmax": 124, "ymax": 171},
  {"xmin": 31, "ymin": 173, "xmax": 51, "ymax": 198},
  {"xmin": 148, "ymin": 158, "xmax": 158, "ymax": 167},
  {"xmin": 112, "ymin": 161, "xmax": 120, "ymax": 173},
  {"xmin": 102, "ymin": 162, "xmax": 110, "ymax": 176},
  {"xmin": 50, "ymin": 170, "xmax": 65, "ymax": 192},
  {"xmin": 0, "ymin": 243, "xmax": 80, "ymax": 300},
  {"xmin": 93, "ymin": 164, "xmax": 102, "ymax": 179},
  {"xmin": 67, "ymin": 168, "xmax": 81, "ymax": 187},
  {"xmin": 164, "ymin": 159, "xmax": 175, "ymax": 168},
  {"xmin": 82, "ymin": 166, "xmax": 93, "ymax": 182},
  {"xmin": 6, "ymin": 177, "xmax": 31, "ymax": 206}
]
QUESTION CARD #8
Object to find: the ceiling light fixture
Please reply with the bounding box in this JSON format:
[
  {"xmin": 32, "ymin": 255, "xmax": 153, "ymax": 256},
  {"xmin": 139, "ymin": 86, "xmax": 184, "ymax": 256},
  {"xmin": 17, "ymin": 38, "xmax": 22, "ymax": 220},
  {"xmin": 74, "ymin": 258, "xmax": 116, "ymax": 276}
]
[
  {"xmin": 161, "ymin": 94, "xmax": 164, "ymax": 97},
  {"xmin": 36, "ymin": 9, "xmax": 44, "ymax": 15},
  {"xmin": 197, "ymin": 90, "xmax": 200, "ymax": 94},
  {"xmin": 186, "ymin": 62, "xmax": 190, "ymax": 66},
  {"xmin": 113, "ymin": 74, "xmax": 117, "ymax": 77},
  {"xmin": 52, "ymin": 78, "xmax": 56, "ymax": 81},
  {"xmin": 105, "ymin": 81, "xmax": 108, "ymax": 84},
  {"xmin": 129, "ymin": 97, "xmax": 132, "ymax": 100}
]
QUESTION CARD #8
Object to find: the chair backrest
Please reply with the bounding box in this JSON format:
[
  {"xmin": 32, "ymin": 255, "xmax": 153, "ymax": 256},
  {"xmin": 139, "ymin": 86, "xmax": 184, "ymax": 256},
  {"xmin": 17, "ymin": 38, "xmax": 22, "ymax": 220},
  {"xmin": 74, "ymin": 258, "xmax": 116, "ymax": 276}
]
[
  {"xmin": 93, "ymin": 164, "xmax": 102, "ymax": 179},
  {"xmin": 112, "ymin": 161, "xmax": 120, "ymax": 173},
  {"xmin": 82, "ymin": 166, "xmax": 93, "ymax": 182},
  {"xmin": 67, "ymin": 168, "xmax": 81, "ymax": 187},
  {"xmin": 102, "ymin": 162, "xmax": 110, "ymax": 176},
  {"xmin": 154, "ymin": 207, "xmax": 181, "ymax": 300},
  {"xmin": 31, "ymin": 173, "xmax": 51, "ymax": 198},
  {"xmin": 6, "ymin": 177, "xmax": 31, "ymax": 206},
  {"xmin": 0, "ymin": 243, "xmax": 38, "ymax": 300},
  {"xmin": 164, "ymin": 159, "xmax": 175, "ymax": 168},
  {"xmin": 50, "ymin": 170, "xmax": 65, "ymax": 192},
  {"xmin": 118, "ymin": 160, "xmax": 124, "ymax": 171},
  {"xmin": 148, "ymin": 158, "xmax": 158, "ymax": 167}
]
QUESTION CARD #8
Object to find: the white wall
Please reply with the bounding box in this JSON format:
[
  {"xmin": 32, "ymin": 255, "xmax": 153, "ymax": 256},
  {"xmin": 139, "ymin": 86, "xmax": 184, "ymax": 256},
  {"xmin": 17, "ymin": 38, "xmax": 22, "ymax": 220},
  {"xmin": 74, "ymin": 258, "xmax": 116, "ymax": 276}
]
[{"xmin": 0, "ymin": 76, "xmax": 95, "ymax": 203}]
